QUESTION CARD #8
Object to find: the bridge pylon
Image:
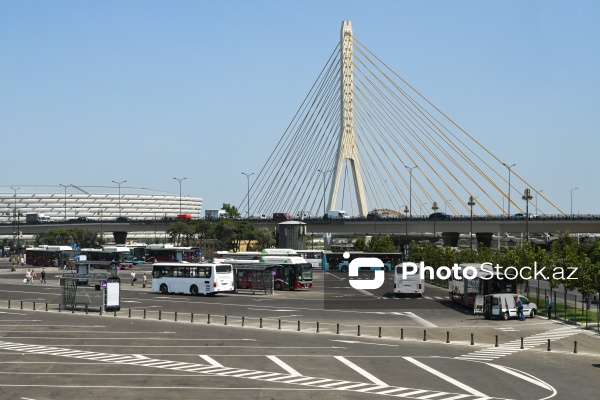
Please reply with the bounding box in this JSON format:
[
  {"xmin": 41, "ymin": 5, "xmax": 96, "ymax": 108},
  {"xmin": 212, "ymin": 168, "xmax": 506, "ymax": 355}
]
[{"xmin": 328, "ymin": 20, "xmax": 368, "ymax": 217}]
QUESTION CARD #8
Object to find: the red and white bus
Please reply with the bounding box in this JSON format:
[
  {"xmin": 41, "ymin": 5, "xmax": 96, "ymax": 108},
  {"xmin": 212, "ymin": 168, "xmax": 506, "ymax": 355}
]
[
  {"xmin": 448, "ymin": 263, "xmax": 518, "ymax": 310},
  {"xmin": 79, "ymin": 246, "xmax": 134, "ymax": 270},
  {"xmin": 25, "ymin": 246, "xmax": 75, "ymax": 267},
  {"xmin": 145, "ymin": 244, "xmax": 201, "ymax": 263}
]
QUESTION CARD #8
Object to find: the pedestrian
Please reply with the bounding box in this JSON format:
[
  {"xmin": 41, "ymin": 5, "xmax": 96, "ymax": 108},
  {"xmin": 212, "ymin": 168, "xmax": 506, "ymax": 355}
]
[
  {"xmin": 41, "ymin": 268, "xmax": 46, "ymax": 284},
  {"xmin": 25, "ymin": 269, "xmax": 31, "ymax": 284},
  {"xmin": 142, "ymin": 272, "xmax": 147, "ymax": 288},
  {"xmin": 546, "ymin": 295, "xmax": 552, "ymax": 319},
  {"xmin": 63, "ymin": 260, "xmax": 68, "ymax": 271},
  {"xmin": 30, "ymin": 269, "xmax": 36, "ymax": 284},
  {"xmin": 130, "ymin": 269, "xmax": 136, "ymax": 286},
  {"xmin": 516, "ymin": 296, "xmax": 524, "ymax": 320}
]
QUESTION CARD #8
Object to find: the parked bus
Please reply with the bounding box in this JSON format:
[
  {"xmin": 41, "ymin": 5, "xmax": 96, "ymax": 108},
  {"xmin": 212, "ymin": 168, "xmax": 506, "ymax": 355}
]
[
  {"xmin": 214, "ymin": 250, "xmax": 262, "ymax": 261},
  {"xmin": 448, "ymin": 263, "xmax": 518, "ymax": 311},
  {"xmin": 145, "ymin": 244, "xmax": 201, "ymax": 263},
  {"xmin": 322, "ymin": 251, "xmax": 404, "ymax": 272},
  {"xmin": 259, "ymin": 255, "xmax": 313, "ymax": 290},
  {"xmin": 79, "ymin": 246, "xmax": 134, "ymax": 270},
  {"xmin": 151, "ymin": 262, "xmax": 235, "ymax": 296},
  {"xmin": 25, "ymin": 245, "xmax": 75, "ymax": 267},
  {"xmin": 126, "ymin": 244, "xmax": 147, "ymax": 264},
  {"xmin": 294, "ymin": 250, "xmax": 324, "ymax": 269},
  {"xmin": 394, "ymin": 262, "xmax": 425, "ymax": 296}
]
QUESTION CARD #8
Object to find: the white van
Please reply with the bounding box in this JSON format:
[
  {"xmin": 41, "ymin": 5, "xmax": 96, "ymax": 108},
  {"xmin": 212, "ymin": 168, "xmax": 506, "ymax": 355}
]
[
  {"xmin": 480, "ymin": 293, "xmax": 537, "ymax": 320},
  {"xmin": 326, "ymin": 210, "xmax": 350, "ymax": 219}
]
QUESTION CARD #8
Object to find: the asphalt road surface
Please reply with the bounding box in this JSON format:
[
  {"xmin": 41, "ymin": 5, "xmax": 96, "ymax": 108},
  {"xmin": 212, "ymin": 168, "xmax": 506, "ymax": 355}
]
[{"xmin": 1, "ymin": 264, "xmax": 599, "ymax": 399}]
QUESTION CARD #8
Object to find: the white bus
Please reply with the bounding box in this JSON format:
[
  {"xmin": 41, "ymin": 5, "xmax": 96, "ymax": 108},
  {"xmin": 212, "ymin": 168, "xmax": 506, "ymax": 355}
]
[
  {"xmin": 151, "ymin": 262, "xmax": 234, "ymax": 296},
  {"xmin": 294, "ymin": 250, "xmax": 324, "ymax": 269},
  {"xmin": 394, "ymin": 263, "xmax": 424, "ymax": 297}
]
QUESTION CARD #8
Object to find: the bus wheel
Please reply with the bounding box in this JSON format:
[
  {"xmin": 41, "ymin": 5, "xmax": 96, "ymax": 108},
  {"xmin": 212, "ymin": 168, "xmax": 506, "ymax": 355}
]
[
  {"xmin": 274, "ymin": 282, "xmax": 282, "ymax": 291},
  {"xmin": 160, "ymin": 284, "xmax": 168, "ymax": 294},
  {"xmin": 340, "ymin": 265, "xmax": 348, "ymax": 273},
  {"xmin": 190, "ymin": 285, "xmax": 199, "ymax": 295},
  {"xmin": 502, "ymin": 312, "xmax": 509, "ymax": 320}
]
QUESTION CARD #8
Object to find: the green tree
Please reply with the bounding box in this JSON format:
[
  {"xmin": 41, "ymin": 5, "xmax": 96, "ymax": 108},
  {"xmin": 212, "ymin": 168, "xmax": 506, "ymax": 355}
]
[
  {"xmin": 253, "ymin": 227, "xmax": 275, "ymax": 250},
  {"xmin": 353, "ymin": 237, "xmax": 367, "ymax": 251},
  {"xmin": 367, "ymin": 236, "xmax": 396, "ymax": 252},
  {"xmin": 221, "ymin": 203, "xmax": 240, "ymax": 217}
]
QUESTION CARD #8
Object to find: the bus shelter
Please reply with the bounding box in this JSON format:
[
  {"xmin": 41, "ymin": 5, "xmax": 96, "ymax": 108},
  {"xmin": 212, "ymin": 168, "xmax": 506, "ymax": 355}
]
[
  {"xmin": 60, "ymin": 267, "xmax": 121, "ymax": 311},
  {"xmin": 233, "ymin": 263, "xmax": 274, "ymax": 295}
]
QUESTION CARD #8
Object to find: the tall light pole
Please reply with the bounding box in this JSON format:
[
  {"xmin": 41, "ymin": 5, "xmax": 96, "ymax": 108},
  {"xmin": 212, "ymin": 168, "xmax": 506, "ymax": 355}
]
[
  {"xmin": 570, "ymin": 187, "xmax": 578, "ymax": 219},
  {"xmin": 173, "ymin": 177, "xmax": 187, "ymax": 216},
  {"xmin": 404, "ymin": 205, "xmax": 409, "ymax": 247},
  {"xmin": 59, "ymin": 184, "xmax": 71, "ymax": 221},
  {"xmin": 112, "ymin": 180, "xmax": 127, "ymax": 217},
  {"xmin": 535, "ymin": 189, "xmax": 543, "ymax": 216},
  {"xmin": 317, "ymin": 169, "xmax": 332, "ymax": 216},
  {"xmin": 522, "ymin": 188, "xmax": 533, "ymax": 243},
  {"xmin": 503, "ymin": 163, "xmax": 516, "ymax": 218},
  {"xmin": 431, "ymin": 202, "xmax": 439, "ymax": 243},
  {"xmin": 468, "ymin": 196, "xmax": 476, "ymax": 250},
  {"xmin": 10, "ymin": 187, "xmax": 19, "ymax": 270},
  {"xmin": 241, "ymin": 172, "xmax": 254, "ymax": 218},
  {"xmin": 405, "ymin": 165, "xmax": 418, "ymax": 217}
]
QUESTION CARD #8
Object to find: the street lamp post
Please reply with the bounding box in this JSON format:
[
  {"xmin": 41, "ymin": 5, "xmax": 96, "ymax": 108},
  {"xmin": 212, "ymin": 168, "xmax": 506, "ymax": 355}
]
[
  {"xmin": 317, "ymin": 169, "xmax": 332, "ymax": 216},
  {"xmin": 468, "ymin": 196, "xmax": 476, "ymax": 250},
  {"xmin": 112, "ymin": 180, "xmax": 127, "ymax": 217},
  {"xmin": 404, "ymin": 205, "xmax": 409, "ymax": 247},
  {"xmin": 503, "ymin": 163, "xmax": 516, "ymax": 218},
  {"xmin": 241, "ymin": 172, "xmax": 254, "ymax": 218},
  {"xmin": 10, "ymin": 187, "xmax": 19, "ymax": 271},
  {"xmin": 431, "ymin": 202, "xmax": 439, "ymax": 243},
  {"xmin": 59, "ymin": 184, "xmax": 71, "ymax": 221},
  {"xmin": 522, "ymin": 188, "xmax": 533, "ymax": 243},
  {"xmin": 570, "ymin": 187, "xmax": 579, "ymax": 219},
  {"xmin": 405, "ymin": 165, "xmax": 418, "ymax": 217},
  {"xmin": 173, "ymin": 177, "xmax": 187, "ymax": 216}
]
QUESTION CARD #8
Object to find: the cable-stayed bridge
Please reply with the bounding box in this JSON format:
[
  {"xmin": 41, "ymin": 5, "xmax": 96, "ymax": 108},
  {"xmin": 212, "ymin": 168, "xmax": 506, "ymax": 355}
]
[{"xmin": 242, "ymin": 20, "xmax": 564, "ymax": 220}]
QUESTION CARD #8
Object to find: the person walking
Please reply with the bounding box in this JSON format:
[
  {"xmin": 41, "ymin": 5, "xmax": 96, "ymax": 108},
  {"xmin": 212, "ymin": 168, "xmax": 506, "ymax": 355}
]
[
  {"xmin": 546, "ymin": 295, "xmax": 552, "ymax": 319},
  {"xmin": 130, "ymin": 269, "xmax": 136, "ymax": 286},
  {"xmin": 30, "ymin": 269, "xmax": 36, "ymax": 284},
  {"xmin": 25, "ymin": 269, "xmax": 31, "ymax": 284},
  {"xmin": 41, "ymin": 268, "xmax": 46, "ymax": 284},
  {"xmin": 142, "ymin": 272, "xmax": 147, "ymax": 288}
]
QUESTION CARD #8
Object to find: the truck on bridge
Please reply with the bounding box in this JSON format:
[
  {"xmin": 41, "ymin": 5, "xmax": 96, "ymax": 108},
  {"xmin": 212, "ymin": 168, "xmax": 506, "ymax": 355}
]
[{"xmin": 25, "ymin": 213, "xmax": 52, "ymax": 223}]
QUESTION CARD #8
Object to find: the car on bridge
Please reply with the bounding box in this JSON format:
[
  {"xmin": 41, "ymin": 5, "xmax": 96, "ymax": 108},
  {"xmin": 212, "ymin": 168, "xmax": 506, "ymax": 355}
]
[
  {"xmin": 429, "ymin": 212, "xmax": 451, "ymax": 220},
  {"xmin": 514, "ymin": 213, "xmax": 537, "ymax": 219}
]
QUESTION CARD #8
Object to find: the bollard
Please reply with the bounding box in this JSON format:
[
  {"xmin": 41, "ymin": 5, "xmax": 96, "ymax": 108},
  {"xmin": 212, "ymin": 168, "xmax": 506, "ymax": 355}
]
[
  {"xmin": 574, "ymin": 341, "xmax": 577, "ymax": 354},
  {"xmin": 175, "ymin": 311, "xmax": 178, "ymax": 322},
  {"xmin": 547, "ymin": 339, "xmax": 551, "ymax": 351},
  {"xmin": 401, "ymin": 328, "xmax": 404, "ymax": 340},
  {"xmin": 520, "ymin": 337, "xmax": 524, "ymax": 350},
  {"xmin": 357, "ymin": 325, "xmax": 361, "ymax": 336},
  {"xmin": 113, "ymin": 309, "xmax": 117, "ymax": 317},
  {"xmin": 260, "ymin": 318, "xmax": 263, "ymax": 329},
  {"xmin": 470, "ymin": 333, "xmax": 474, "ymax": 345},
  {"xmin": 207, "ymin": 314, "xmax": 210, "ymax": 324},
  {"xmin": 59, "ymin": 304, "xmax": 62, "ymax": 313},
  {"xmin": 241, "ymin": 316, "xmax": 244, "ymax": 327},
  {"xmin": 20, "ymin": 301, "xmax": 23, "ymax": 310},
  {"xmin": 224, "ymin": 315, "xmax": 227, "ymax": 325},
  {"xmin": 45, "ymin": 303, "xmax": 48, "ymax": 312},
  {"xmin": 8, "ymin": 300, "xmax": 10, "ymax": 309},
  {"xmin": 495, "ymin": 335, "xmax": 498, "ymax": 347},
  {"xmin": 447, "ymin": 331, "xmax": 450, "ymax": 344},
  {"xmin": 317, "ymin": 322, "xmax": 320, "ymax": 333},
  {"xmin": 297, "ymin": 320, "xmax": 300, "ymax": 331},
  {"xmin": 278, "ymin": 319, "xmax": 281, "ymax": 330},
  {"xmin": 128, "ymin": 309, "xmax": 131, "ymax": 318},
  {"xmin": 336, "ymin": 323, "xmax": 340, "ymax": 335},
  {"xmin": 99, "ymin": 306, "xmax": 102, "ymax": 315},
  {"xmin": 191, "ymin": 313, "xmax": 194, "ymax": 323},
  {"xmin": 378, "ymin": 327, "xmax": 382, "ymax": 338},
  {"xmin": 85, "ymin": 305, "xmax": 88, "ymax": 315},
  {"xmin": 423, "ymin": 330, "xmax": 427, "ymax": 341},
  {"xmin": 143, "ymin": 309, "xmax": 147, "ymax": 319},
  {"xmin": 159, "ymin": 310, "xmax": 162, "ymax": 321},
  {"xmin": 33, "ymin": 302, "xmax": 36, "ymax": 311},
  {"xmin": 72, "ymin": 306, "xmax": 75, "ymax": 314}
]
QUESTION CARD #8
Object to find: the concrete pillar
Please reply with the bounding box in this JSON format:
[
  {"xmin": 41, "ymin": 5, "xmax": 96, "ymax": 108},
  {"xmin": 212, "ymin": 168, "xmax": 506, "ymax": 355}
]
[
  {"xmin": 441, "ymin": 232, "xmax": 460, "ymax": 247},
  {"xmin": 476, "ymin": 232, "xmax": 494, "ymax": 248},
  {"xmin": 113, "ymin": 231, "xmax": 128, "ymax": 245}
]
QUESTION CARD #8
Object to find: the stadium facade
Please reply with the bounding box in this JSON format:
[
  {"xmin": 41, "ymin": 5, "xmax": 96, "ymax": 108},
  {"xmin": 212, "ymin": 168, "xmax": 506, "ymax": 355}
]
[{"xmin": 0, "ymin": 185, "xmax": 203, "ymax": 222}]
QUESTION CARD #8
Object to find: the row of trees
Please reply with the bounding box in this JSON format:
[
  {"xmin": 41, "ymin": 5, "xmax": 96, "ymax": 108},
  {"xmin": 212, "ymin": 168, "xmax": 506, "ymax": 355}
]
[{"xmin": 407, "ymin": 233, "xmax": 600, "ymax": 298}]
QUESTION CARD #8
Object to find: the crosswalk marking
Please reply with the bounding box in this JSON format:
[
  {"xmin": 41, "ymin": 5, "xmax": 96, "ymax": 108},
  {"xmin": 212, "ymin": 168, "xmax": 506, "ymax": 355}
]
[
  {"xmin": 0, "ymin": 340, "xmax": 510, "ymax": 399},
  {"xmin": 456, "ymin": 327, "xmax": 580, "ymax": 361}
]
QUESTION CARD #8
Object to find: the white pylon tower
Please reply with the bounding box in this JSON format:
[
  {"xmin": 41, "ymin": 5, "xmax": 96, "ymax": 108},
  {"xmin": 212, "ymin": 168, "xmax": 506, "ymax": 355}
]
[{"xmin": 327, "ymin": 20, "xmax": 368, "ymax": 217}]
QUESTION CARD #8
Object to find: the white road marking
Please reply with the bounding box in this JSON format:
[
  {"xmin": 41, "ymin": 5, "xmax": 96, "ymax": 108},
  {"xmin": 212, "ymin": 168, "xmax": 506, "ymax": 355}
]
[
  {"xmin": 486, "ymin": 364, "xmax": 555, "ymax": 392},
  {"xmin": 199, "ymin": 355, "xmax": 224, "ymax": 368},
  {"xmin": 334, "ymin": 356, "xmax": 387, "ymax": 386},
  {"xmin": 404, "ymin": 357, "xmax": 487, "ymax": 397},
  {"xmin": 267, "ymin": 355, "xmax": 302, "ymax": 376}
]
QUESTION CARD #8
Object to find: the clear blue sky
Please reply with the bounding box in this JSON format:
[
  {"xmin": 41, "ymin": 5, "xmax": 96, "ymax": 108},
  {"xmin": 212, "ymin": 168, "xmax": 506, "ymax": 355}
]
[{"xmin": 1, "ymin": 1, "xmax": 598, "ymax": 214}]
